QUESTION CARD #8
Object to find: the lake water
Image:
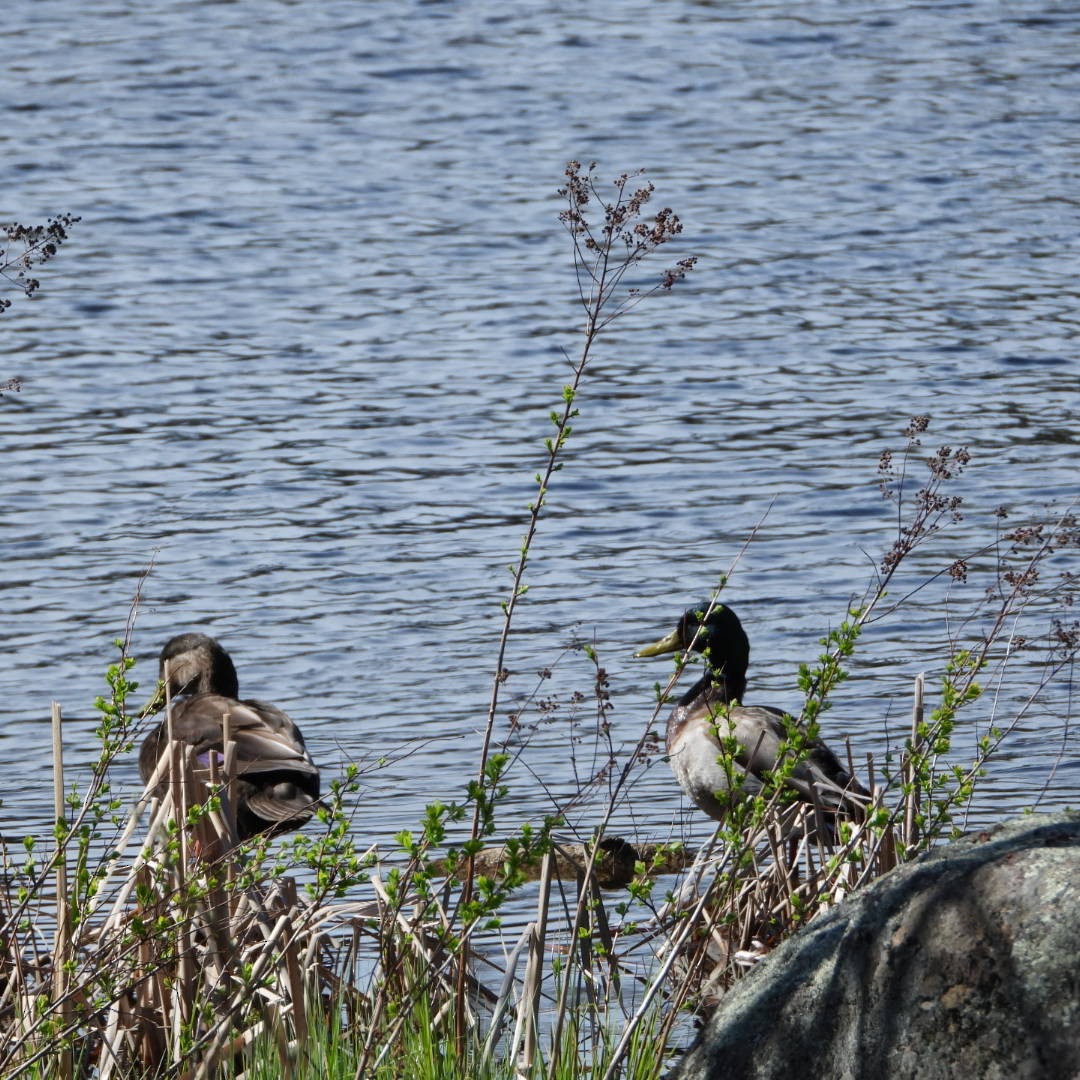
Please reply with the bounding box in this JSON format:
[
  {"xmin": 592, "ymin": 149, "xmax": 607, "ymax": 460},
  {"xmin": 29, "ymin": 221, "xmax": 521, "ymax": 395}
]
[{"xmin": 3, "ymin": 1, "xmax": 1077, "ymax": 873}]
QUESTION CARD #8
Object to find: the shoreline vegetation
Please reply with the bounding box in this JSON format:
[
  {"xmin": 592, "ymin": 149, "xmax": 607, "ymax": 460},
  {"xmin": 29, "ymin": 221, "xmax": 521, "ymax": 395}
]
[{"xmin": 2, "ymin": 168, "xmax": 1077, "ymax": 1078}]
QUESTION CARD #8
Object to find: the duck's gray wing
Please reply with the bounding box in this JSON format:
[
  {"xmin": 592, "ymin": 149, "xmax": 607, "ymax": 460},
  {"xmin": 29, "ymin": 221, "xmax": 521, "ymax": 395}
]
[
  {"xmin": 230, "ymin": 699, "xmax": 318, "ymax": 779},
  {"xmin": 726, "ymin": 705, "xmax": 867, "ymax": 814},
  {"xmin": 140, "ymin": 695, "xmax": 317, "ymax": 782},
  {"xmin": 697, "ymin": 703, "xmax": 867, "ymax": 815}
]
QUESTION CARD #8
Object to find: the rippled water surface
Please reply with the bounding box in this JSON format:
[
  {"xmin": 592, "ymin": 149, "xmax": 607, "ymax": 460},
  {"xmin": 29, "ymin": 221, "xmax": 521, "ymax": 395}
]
[{"xmin": 3, "ymin": 1, "xmax": 1077, "ymax": 858}]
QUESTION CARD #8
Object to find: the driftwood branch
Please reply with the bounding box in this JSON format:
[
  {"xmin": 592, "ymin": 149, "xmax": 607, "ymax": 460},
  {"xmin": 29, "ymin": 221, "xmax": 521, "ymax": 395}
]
[{"xmin": 431, "ymin": 837, "xmax": 696, "ymax": 890}]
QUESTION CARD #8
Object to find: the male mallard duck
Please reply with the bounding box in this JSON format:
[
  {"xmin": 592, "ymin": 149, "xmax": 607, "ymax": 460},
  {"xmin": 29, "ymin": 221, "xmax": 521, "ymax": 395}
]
[
  {"xmin": 636, "ymin": 601, "xmax": 868, "ymax": 823},
  {"xmin": 139, "ymin": 633, "xmax": 320, "ymax": 840}
]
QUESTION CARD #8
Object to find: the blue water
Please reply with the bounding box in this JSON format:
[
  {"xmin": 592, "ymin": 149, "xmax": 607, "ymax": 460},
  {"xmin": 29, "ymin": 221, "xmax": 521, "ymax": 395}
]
[{"xmin": 2, "ymin": 1, "xmax": 1077, "ymax": 863}]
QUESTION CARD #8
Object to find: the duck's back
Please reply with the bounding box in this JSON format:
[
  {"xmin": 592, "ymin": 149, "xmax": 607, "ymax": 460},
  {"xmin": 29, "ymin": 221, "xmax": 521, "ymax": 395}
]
[
  {"xmin": 139, "ymin": 694, "xmax": 318, "ymax": 793},
  {"xmin": 667, "ymin": 693, "xmax": 867, "ymax": 819}
]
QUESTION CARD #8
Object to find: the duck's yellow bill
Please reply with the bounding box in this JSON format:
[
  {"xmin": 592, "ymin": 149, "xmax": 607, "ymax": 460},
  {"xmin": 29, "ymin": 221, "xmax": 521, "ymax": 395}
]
[{"xmin": 634, "ymin": 628, "xmax": 682, "ymax": 658}]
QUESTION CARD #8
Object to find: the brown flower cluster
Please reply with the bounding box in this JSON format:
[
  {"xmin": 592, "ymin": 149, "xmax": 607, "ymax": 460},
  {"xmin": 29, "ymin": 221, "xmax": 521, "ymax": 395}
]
[
  {"xmin": 558, "ymin": 160, "xmax": 697, "ymax": 300},
  {"xmin": 1, "ymin": 213, "xmax": 81, "ymax": 312},
  {"xmin": 878, "ymin": 418, "xmax": 971, "ymax": 578}
]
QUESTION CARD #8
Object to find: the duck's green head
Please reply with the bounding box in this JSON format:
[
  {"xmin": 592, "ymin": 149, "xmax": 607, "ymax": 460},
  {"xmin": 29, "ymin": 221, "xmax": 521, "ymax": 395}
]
[{"xmin": 636, "ymin": 600, "xmax": 750, "ymax": 700}]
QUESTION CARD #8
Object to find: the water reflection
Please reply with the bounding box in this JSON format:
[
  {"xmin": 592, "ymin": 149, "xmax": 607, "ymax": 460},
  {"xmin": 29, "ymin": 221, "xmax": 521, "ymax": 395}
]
[{"xmin": 1, "ymin": 1, "xmax": 1076, "ymax": 860}]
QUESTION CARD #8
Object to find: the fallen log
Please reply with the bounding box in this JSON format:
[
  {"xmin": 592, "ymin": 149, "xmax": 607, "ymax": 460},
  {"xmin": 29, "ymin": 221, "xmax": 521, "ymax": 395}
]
[{"xmin": 432, "ymin": 836, "xmax": 696, "ymax": 890}]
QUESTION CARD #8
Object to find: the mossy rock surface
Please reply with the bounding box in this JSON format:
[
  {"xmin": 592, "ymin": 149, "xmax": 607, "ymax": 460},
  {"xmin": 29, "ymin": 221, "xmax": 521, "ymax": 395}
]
[{"xmin": 672, "ymin": 812, "xmax": 1080, "ymax": 1080}]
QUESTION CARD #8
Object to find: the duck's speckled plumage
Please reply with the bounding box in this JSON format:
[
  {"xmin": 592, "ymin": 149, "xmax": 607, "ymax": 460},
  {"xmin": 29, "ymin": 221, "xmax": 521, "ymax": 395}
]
[
  {"xmin": 637, "ymin": 602, "xmax": 868, "ymax": 822},
  {"xmin": 139, "ymin": 633, "xmax": 320, "ymax": 840}
]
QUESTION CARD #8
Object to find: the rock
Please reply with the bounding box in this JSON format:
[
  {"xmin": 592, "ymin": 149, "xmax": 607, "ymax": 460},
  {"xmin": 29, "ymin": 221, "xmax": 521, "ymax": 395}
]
[{"xmin": 671, "ymin": 812, "xmax": 1080, "ymax": 1080}]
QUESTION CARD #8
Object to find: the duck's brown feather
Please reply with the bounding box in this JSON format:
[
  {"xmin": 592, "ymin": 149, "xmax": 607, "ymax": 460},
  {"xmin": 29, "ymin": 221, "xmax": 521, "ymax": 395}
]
[{"xmin": 140, "ymin": 694, "xmax": 320, "ymax": 838}]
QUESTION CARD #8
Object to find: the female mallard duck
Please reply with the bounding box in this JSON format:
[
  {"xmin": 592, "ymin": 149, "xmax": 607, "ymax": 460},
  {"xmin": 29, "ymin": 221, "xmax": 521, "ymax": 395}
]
[
  {"xmin": 636, "ymin": 601, "xmax": 868, "ymax": 823},
  {"xmin": 139, "ymin": 633, "xmax": 320, "ymax": 840}
]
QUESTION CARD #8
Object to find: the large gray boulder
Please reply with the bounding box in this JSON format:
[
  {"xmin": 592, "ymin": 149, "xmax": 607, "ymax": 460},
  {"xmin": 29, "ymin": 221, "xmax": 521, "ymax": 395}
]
[{"xmin": 672, "ymin": 812, "xmax": 1080, "ymax": 1080}]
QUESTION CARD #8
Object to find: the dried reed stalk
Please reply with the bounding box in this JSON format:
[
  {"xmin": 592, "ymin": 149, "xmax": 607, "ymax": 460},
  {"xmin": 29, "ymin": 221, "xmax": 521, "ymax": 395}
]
[
  {"xmin": 50, "ymin": 701, "xmax": 74, "ymax": 1080},
  {"xmin": 0, "ymin": 723, "xmax": 359, "ymax": 1079}
]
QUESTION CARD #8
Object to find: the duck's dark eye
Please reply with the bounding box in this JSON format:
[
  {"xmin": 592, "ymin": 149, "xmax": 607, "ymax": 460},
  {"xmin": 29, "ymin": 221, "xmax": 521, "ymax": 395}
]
[{"xmin": 683, "ymin": 610, "xmax": 707, "ymax": 640}]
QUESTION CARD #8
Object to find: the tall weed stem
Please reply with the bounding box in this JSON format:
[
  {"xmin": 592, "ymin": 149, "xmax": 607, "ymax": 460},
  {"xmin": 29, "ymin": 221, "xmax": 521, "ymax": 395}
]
[{"xmin": 455, "ymin": 161, "xmax": 696, "ymax": 1045}]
